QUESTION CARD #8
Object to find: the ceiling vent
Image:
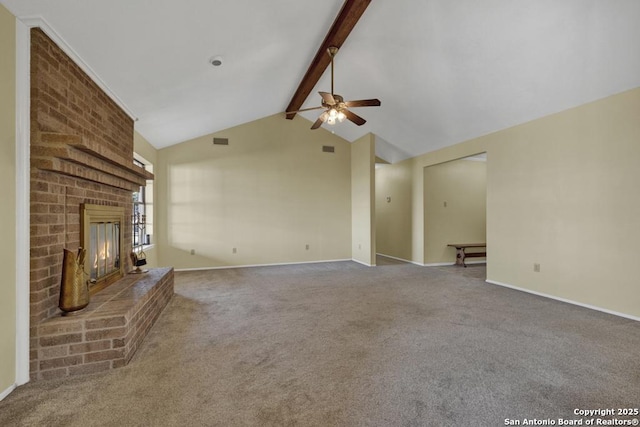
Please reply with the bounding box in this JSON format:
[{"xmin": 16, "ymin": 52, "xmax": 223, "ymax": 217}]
[
  {"xmin": 322, "ymin": 145, "xmax": 335, "ymax": 153},
  {"xmin": 213, "ymin": 137, "xmax": 229, "ymax": 145}
]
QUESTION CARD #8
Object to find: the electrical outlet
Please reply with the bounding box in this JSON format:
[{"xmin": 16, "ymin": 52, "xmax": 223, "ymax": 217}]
[
  {"xmin": 358, "ymin": 244, "xmax": 362, "ymax": 250},
  {"xmin": 232, "ymin": 248, "xmax": 237, "ymax": 254},
  {"xmin": 305, "ymin": 244, "xmax": 309, "ymax": 250},
  {"xmin": 190, "ymin": 249, "xmax": 195, "ymax": 255},
  {"xmin": 533, "ymin": 263, "xmax": 540, "ymax": 272},
  {"xmin": 444, "ymin": 201, "xmax": 447, "ymax": 208}
]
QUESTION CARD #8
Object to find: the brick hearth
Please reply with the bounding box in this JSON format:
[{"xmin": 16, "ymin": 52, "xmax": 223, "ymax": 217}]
[
  {"xmin": 29, "ymin": 28, "xmax": 173, "ymax": 380},
  {"xmin": 35, "ymin": 268, "xmax": 174, "ymax": 380}
]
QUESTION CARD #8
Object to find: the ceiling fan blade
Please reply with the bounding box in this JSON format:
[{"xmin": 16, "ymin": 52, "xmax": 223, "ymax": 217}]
[
  {"xmin": 344, "ymin": 98, "xmax": 381, "ymax": 108},
  {"xmin": 311, "ymin": 111, "xmax": 329, "ymax": 130},
  {"xmin": 343, "ymin": 108, "xmax": 366, "ymax": 126},
  {"xmin": 319, "ymin": 91, "xmax": 336, "ymax": 106},
  {"xmin": 286, "ymin": 106, "xmax": 324, "ymax": 114}
]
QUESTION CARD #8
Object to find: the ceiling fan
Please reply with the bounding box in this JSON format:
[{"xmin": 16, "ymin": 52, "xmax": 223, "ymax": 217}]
[{"xmin": 287, "ymin": 46, "xmax": 381, "ymax": 130}]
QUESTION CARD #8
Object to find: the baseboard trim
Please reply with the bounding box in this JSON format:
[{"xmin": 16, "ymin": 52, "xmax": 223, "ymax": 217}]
[
  {"xmin": 0, "ymin": 384, "xmax": 17, "ymax": 402},
  {"xmin": 376, "ymin": 253, "xmax": 411, "ymax": 263},
  {"xmin": 486, "ymin": 279, "xmax": 640, "ymax": 322},
  {"xmin": 175, "ymin": 258, "xmax": 352, "ymax": 272},
  {"xmin": 351, "ymin": 259, "xmax": 376, "ymax": 267}
]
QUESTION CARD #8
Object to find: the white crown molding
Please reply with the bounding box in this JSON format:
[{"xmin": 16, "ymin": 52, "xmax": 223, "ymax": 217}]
[
  {"xmin": 17, "ymin": 15, "xmax": 138, "ymax": 121},
  {"xmin": 486, "ymin": 279, "xmax": 640, "ymax": 322}
]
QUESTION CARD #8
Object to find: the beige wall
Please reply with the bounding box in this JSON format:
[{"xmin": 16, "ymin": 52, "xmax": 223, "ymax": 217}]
[
  {"xmin": 423, "ymin": 159, "xmax": 486, "ymax": 264},
  {"xmin": 402, "ymin": 87, "xmax": 640, "ymax": 317},
  {"xmin": 0, "ymin": 4, "xmax": 17, "ymax": 393},
  {"xmin": 133, "ymin": 131, "xmax": 158, "ymax": 268},
  {"xmin": 156, "ymin": 114, "xmax": 352, "ymax": 268},
  {"xmin": 351, "ymin": 134, "xmax": 376, "ymax": 266},
  {"xmin": 375, "ymin": 160, "xmax": 412, "ymax": 261},
  {"xmin": 486, "ymin": 88, "xmax": 640, "ymax": 317}
]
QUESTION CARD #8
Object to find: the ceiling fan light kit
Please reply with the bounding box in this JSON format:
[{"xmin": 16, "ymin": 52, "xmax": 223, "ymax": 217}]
[{"xmin": 286, "ymin": 46, "xmax": 381, "ymax": 130}]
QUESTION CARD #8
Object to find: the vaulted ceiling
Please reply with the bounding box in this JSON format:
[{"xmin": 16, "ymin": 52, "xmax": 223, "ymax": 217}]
[{"xmin": 3, "ymin": 0, "xmax": 640, "ymax": 160}]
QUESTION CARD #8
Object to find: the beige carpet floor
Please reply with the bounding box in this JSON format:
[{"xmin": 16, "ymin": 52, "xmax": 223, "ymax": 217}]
[{"xmin": 0, "ymin": 258, "xmax": 638, "ymax": 426}]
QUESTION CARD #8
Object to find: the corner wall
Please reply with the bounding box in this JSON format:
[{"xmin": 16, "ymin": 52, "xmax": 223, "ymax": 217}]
[
  {"xmin": 394, "ymin": 87, "xmax": 640, "ymax": 318},
  {"xmin": 156, "ymin": 114, "xmax": 352, "ymax": 268},
  {"xmin": 375, "ymin": 160, "xmax": 412, "ymax": 261},
  {"xmin": 351, "ymin": 133, "xmax": 375, "ymax": 266},
  {"xmin": 0, "ymin": 3, "xmax": 17, "ymax": 396}
]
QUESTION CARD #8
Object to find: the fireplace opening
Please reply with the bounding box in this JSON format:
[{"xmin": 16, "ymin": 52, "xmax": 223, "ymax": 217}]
[
  {"xmin": 89, "ymin": 221, "xmax": 120, "ymax": 282},
  {"xmin": 81, "ymin": 204, "xmax": 126, "ymax": 295}
]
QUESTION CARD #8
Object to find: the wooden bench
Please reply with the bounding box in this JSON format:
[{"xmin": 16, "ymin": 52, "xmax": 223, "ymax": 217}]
[{"xmin": 447, "ymin": 243, "xmax": 486, "ymax": 267}]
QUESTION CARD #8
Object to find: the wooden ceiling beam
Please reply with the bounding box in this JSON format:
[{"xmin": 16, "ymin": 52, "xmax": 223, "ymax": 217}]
[{"xmin": 285, "ymin": 0, "xmax": 372, "ymax": 119}]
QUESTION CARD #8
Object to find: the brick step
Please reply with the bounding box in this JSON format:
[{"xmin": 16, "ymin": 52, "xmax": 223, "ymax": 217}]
[{"xmin": 34, "ymin": 267, "xmax": 174, "ymax": 380}]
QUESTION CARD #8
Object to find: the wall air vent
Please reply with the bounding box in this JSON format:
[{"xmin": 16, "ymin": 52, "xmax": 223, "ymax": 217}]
[
  {"xmin": 213, "ymin": 137, "xmax": 229, "ymax": 145},
  {"xmin": 322, "ymin": 145, "xmax": 335, "ymax": 153}
]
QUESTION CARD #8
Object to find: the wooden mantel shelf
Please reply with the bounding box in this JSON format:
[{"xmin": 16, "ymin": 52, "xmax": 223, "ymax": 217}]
[{"xmin": 32, "ymin": 132, "xmax": 153, "ymax": 191}]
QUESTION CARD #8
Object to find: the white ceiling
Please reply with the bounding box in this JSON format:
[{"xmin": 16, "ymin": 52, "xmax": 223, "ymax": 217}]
[{"xmin": 3, "ymin": 0, "xmax": 640, "ymax": 159}]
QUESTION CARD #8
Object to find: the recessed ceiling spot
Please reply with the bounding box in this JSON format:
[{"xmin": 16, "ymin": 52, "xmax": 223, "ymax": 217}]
[{"xmin": 209, "ymin": 56, "xmax": 223, "ymax": 67}]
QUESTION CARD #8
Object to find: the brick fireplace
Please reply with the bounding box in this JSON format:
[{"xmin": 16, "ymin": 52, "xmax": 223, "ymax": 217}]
[{"xmin": 29, "ymin": 28, "xmax": 173, "ymax": 380}]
